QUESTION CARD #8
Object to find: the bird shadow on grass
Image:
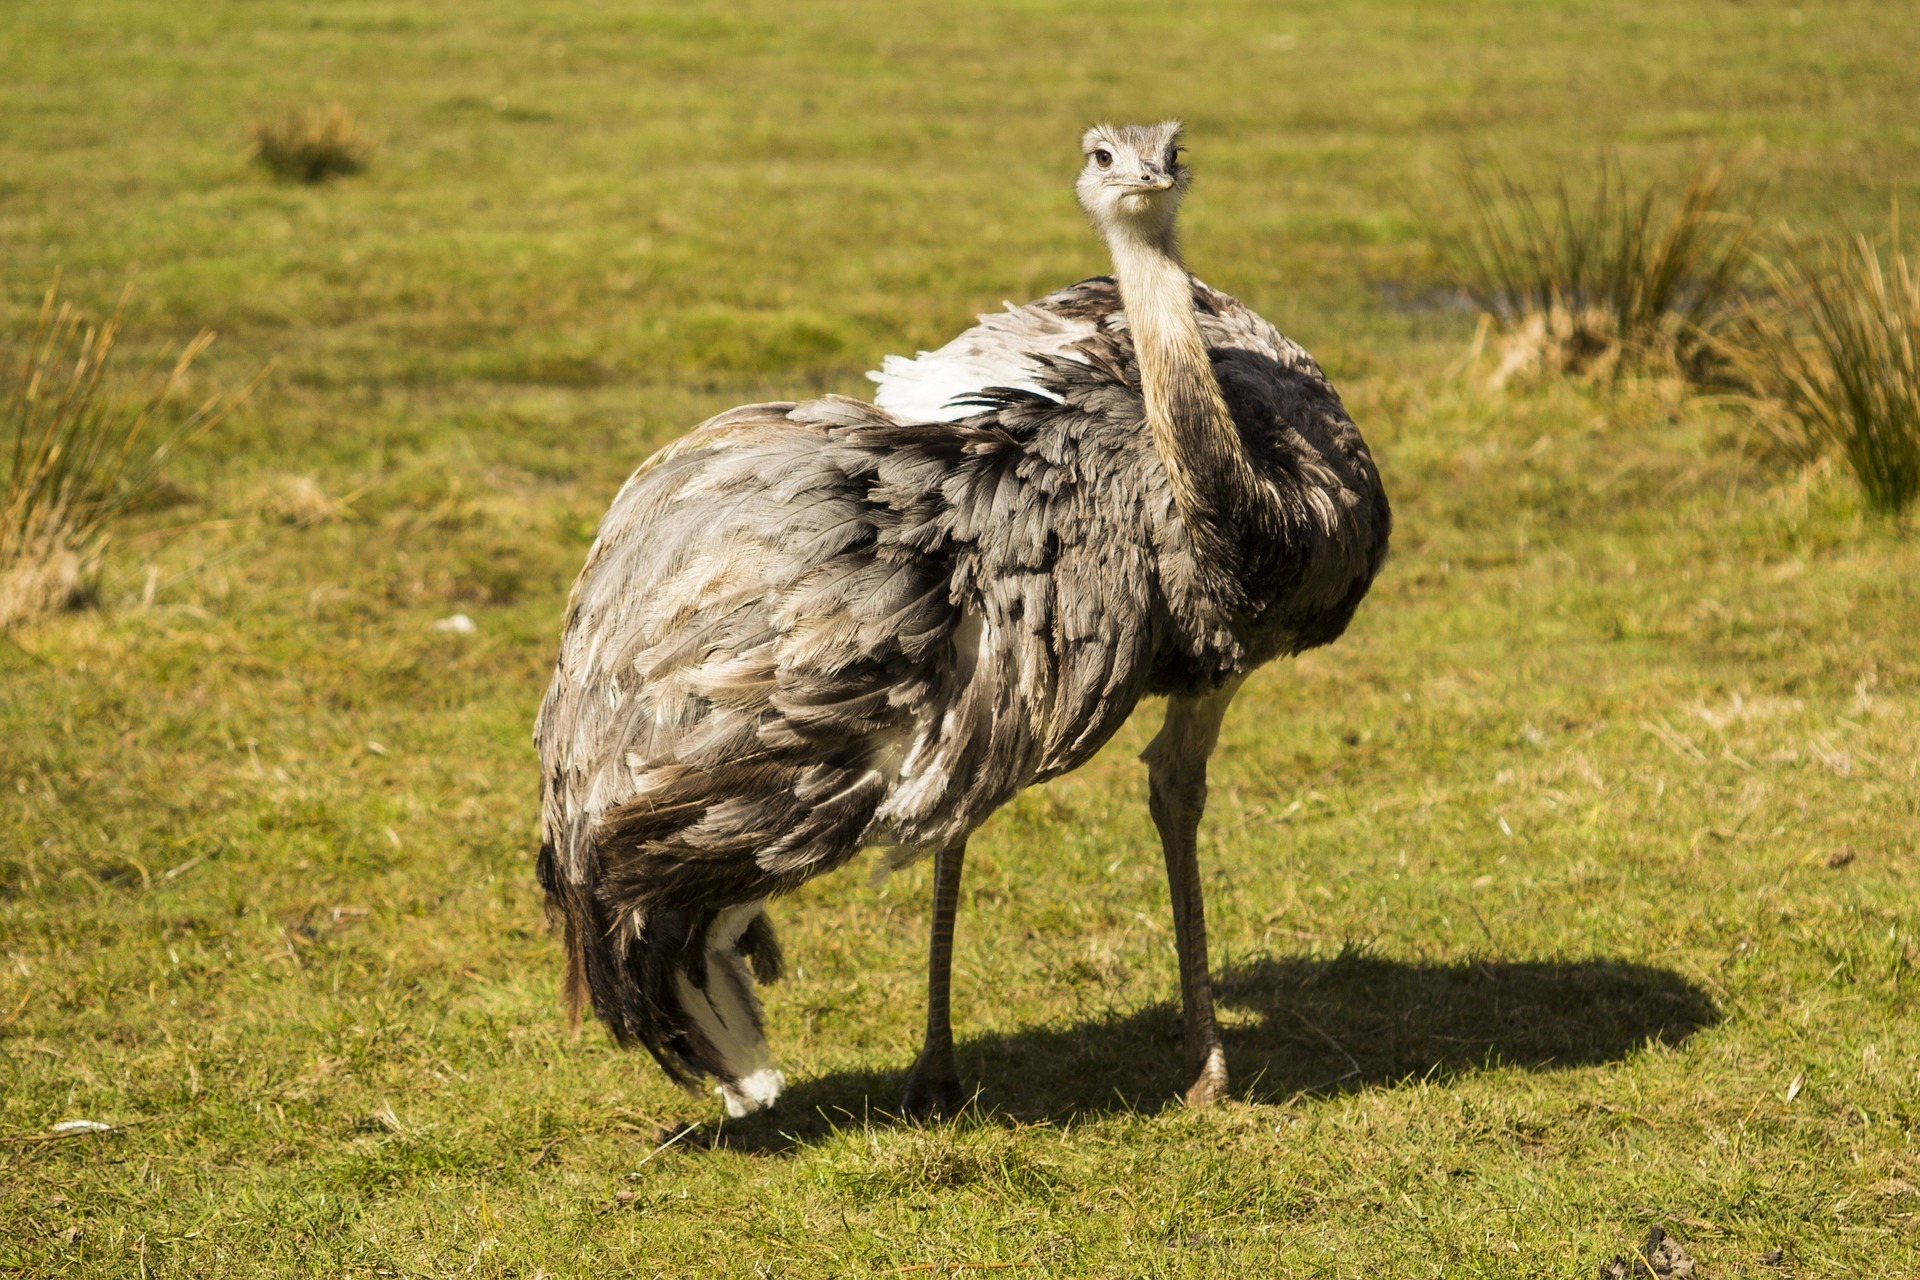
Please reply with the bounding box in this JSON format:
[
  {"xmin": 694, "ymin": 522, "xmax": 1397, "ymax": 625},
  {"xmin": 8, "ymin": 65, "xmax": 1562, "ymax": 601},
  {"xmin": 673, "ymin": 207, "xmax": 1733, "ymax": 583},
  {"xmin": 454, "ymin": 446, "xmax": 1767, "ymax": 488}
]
[{"xmin": 715, "ymin": 949, "xmax": 1718, "ymax": 1153}]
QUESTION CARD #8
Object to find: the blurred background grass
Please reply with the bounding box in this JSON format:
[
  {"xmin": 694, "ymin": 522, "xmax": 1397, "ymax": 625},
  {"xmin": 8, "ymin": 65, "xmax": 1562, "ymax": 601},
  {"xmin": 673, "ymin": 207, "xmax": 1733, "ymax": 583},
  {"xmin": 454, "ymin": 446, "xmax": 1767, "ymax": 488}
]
[{"xmin": 2, "ymin": 1, "xmax": 1918, "ymax": 1276}]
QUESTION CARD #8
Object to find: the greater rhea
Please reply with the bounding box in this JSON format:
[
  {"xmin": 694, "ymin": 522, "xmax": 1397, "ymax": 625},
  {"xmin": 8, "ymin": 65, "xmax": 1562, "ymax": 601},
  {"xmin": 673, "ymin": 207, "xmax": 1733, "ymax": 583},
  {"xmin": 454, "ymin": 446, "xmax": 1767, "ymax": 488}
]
[{"xmin": 536, "ymin": 121, "xmax": 1390, "ymax": 1118}]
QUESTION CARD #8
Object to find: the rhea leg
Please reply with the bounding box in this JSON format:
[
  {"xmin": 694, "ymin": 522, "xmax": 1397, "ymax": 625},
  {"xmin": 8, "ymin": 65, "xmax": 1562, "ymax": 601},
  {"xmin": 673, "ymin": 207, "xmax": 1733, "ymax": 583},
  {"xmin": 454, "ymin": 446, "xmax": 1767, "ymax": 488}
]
[
  {"xmin": 1143, "ymin": 678, "xmax": 1243, "ymax": 1107},
  {"xmin": 901, "ymin": 843, "xmax": 968, "ymax": 1120}
]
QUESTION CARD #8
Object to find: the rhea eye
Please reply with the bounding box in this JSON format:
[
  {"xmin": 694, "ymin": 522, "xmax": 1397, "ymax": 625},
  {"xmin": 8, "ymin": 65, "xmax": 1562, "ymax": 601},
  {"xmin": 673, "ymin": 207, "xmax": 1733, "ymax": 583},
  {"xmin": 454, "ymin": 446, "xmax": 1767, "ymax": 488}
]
[
  {"xmin": 1167, "ymin": 148, "xmax": 1182, "ymax": 167},
  {"xmin": 1092, "ymin": 149, "xmax": 1112, "ymax": 170}
]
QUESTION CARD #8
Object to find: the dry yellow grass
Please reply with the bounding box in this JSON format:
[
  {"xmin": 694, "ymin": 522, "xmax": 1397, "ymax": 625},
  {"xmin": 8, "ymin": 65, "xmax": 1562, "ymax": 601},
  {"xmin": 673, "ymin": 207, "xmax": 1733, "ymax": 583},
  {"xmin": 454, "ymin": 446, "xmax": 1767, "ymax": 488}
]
[
  {"xmin": 1435, "ymin": 158, "xmax": 1755, "ymax": 387},
  {"xmin": 1, "ymin": 283, "xmax": 239, "ymax": 630},
  {"xmin": 1727, "ymin": 230, "xmax": 1920, "ymax": 516}
]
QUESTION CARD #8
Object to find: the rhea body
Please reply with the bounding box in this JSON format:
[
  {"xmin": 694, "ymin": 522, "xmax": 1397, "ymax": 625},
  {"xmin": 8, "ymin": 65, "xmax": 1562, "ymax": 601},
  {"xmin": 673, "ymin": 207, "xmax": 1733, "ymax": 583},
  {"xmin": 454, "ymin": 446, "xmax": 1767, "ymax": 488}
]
[{"xmin": 535, "ymin": 122, "xmax": 1390, "ymax": 1117}]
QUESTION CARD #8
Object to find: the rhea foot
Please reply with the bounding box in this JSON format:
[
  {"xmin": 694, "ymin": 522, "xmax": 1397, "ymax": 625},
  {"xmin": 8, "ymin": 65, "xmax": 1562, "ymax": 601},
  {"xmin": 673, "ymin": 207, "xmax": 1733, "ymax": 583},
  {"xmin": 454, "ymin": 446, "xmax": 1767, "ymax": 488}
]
[
  {"xmin": 1183, "ymin": 1047, "xmax": 1229, "ymax": 1107},
  {"xmin": 900, "ymin": 1056, "xmax": 967, "ymax": 1122}
]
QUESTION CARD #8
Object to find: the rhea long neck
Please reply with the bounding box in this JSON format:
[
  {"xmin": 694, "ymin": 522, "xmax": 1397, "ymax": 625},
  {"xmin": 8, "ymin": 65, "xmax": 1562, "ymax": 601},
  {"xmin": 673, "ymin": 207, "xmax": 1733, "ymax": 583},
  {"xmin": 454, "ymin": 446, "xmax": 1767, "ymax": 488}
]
[{"xmin": 1101, "ymin": 213, "xmax": 1263, "ymax": 546}]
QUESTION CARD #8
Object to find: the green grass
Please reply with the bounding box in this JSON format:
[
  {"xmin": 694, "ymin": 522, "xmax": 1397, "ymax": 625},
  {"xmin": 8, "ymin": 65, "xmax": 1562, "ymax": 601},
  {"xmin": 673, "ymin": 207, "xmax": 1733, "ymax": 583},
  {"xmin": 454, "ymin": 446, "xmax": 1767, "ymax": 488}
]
[{"xmin": 3, "ymin": 0, "xmax": 1920, "ymax": 1275}]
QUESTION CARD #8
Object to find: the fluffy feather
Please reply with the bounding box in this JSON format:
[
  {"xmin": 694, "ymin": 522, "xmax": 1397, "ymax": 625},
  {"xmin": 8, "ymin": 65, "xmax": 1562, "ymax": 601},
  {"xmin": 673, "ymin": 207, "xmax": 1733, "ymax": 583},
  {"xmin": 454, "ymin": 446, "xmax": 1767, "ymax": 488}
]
[{"xmin": 535, "ymin": 272, "xmax": 1387, "ymax": 1106}]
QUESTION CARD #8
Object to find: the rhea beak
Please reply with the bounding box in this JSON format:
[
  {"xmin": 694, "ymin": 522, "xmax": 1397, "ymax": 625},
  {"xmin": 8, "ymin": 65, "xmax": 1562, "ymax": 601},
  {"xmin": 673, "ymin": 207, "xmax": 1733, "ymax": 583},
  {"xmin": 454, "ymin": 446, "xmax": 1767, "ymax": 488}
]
[{"xmin": 1129, "ymin": 166, "xmax": 1176, "ymax": 192}]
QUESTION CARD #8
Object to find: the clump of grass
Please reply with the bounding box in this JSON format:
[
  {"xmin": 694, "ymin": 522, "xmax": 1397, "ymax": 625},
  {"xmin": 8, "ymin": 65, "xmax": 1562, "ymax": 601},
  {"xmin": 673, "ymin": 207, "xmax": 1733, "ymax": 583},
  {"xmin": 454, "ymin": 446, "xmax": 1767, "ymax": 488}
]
[
  {"xmin": 1724, "ymin": 231, "xmax": 1920, "ymax": 517},
  {"xmin": 1436, "ymin": 157, "xmax": 1756, "ymax": 386},
  {"xmin": 2, "ymin": 281, "xmax": 239, "ymax": 628},
  {"xmin": 252, "ymin": 472, "xmax": 359, "ymax": 526},
  {"xmin": 248, "ymin": 102, "xmax": 376, "ymax": 183}
]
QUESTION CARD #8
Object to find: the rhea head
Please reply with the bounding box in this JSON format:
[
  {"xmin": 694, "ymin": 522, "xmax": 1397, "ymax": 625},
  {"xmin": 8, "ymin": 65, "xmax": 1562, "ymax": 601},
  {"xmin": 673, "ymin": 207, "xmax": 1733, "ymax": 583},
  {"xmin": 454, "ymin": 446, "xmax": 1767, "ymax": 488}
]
[{"xmin": 1075, "ymin": 120, "xmax": 1190, "ymax": 244}]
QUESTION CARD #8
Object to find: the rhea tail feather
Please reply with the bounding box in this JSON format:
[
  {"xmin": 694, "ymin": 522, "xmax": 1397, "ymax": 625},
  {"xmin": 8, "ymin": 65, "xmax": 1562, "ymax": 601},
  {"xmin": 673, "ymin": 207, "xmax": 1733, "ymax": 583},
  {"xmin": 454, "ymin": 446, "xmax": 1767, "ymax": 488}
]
[{"xmin": 536, "ymin": 841, "xmax": 787, "ymax": 1117}]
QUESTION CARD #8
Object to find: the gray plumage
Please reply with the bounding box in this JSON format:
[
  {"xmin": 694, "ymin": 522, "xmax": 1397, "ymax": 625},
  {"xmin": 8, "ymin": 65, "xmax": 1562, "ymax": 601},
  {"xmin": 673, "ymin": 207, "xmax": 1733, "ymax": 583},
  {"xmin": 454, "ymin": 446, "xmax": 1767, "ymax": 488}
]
[{"xmin": 535, "ymin": 122, "xmax": 1390, "ymax": 1117}]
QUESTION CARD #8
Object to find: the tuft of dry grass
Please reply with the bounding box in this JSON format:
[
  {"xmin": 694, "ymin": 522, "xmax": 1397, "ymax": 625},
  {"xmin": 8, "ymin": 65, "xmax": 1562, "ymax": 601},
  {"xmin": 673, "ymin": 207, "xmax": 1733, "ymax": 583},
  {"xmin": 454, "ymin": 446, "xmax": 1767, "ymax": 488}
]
[
  {"xmin": 252, "ymin": 472, "xmax": 359, "ymax": 526},
  {"xmin": 1, "ymin": 281, "xmax": 238, "ymax": 629},
  {"xmin": 1724, "ymin": 230, "xmax": 1920, "ymax": 516},
  {"xmin": 247, "ymin": 102, "xmax": 376, "ymax": 184},
  {"xmin": 1435, "ymin": 157, "xmax": 1756, "ymax": 387}
]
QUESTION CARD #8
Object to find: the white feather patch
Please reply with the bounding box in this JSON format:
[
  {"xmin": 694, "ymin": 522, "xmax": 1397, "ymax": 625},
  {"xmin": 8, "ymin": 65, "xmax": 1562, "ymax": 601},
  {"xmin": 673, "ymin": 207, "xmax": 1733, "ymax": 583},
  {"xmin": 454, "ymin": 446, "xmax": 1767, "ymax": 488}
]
[
  {"xmin": 869, "ymin": 303, "xmax": 1097, "ymax": 422},
  {"xmin": 674, "ymin": 903, "xmax": 784, "ymax": 1116},
  {"xmin": 721, "ymin": 1068, "xmax": 786, "ymax": 1118}
]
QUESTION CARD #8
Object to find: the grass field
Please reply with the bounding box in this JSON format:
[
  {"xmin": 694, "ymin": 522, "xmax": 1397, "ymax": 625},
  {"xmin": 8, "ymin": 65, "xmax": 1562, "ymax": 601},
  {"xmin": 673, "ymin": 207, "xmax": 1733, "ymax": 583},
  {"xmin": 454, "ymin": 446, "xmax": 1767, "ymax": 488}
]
[{"xmin": 4, "ymin": 1, "xmax": 1919, "ymax": 1275}]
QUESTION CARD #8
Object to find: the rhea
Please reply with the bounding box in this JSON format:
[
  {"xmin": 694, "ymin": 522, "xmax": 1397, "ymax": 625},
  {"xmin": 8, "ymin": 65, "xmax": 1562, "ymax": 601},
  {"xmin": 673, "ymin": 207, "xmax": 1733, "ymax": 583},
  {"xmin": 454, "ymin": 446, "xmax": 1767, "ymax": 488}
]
[{"xmin": 535, "ymin": 122, "xmax": 1390, "ymax": 1118}]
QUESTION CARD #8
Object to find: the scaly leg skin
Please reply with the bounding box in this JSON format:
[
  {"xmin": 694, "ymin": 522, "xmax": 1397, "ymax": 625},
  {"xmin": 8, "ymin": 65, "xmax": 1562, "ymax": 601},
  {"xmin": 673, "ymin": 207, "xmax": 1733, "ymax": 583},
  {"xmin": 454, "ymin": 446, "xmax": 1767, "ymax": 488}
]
[
  {"xmin": 901, "ymin": 843, "xmax": 968, "ymax": 1121},
  {"xmin": 1143, "ymin": 678, "xmax": 1244, "ymax": 1107}
]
